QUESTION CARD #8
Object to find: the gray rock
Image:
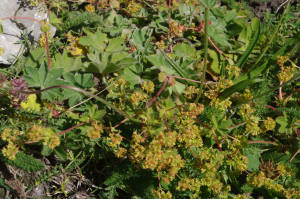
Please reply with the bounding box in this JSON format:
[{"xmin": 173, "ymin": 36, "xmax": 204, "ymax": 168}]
[{"xmin": 0, "ymin": 0, "xmax": 56, "ymax": 65}]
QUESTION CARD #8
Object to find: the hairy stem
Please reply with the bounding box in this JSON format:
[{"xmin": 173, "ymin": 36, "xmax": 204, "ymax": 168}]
[
  {"xmin": 195, "ymin": 6, "xmax": 209, "ymax": 104},
  {"xmin": 5, "ymin": 85, "xmax": 144, "ymax": 123}
]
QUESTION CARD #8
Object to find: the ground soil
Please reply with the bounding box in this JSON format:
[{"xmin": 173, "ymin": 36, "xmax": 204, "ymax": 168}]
[{"xmin": 247, "ymin": 0, "xmax": 298, "ymax": 21}]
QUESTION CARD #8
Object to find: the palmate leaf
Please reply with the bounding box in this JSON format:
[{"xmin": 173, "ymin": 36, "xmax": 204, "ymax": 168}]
[
  {"xmin": 79, "ymin": 28, "xmax": 108, "ymax": 52},
  {"xmin": 52, "ymin": 50, "xmax": 84, "ymax": 73},
  {"xmin": 62, "ymin": 72, "xmax": 95, "ymax": 106},
  {"xmin": 22, "ymin": 62, "xmax": 69, "ymax": 102}
]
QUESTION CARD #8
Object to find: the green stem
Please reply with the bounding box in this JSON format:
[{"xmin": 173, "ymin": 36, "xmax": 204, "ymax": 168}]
[
  {"xmin": 249, "ymin": 0, "xmax": 292, "ymax": 71},
  {"xmin": 5, "ymin": 85, "xmax": 144, "ymax": 124},
  {"xmin": 195, "ymin": 6, "xmax": 209, "ymax": 104}
]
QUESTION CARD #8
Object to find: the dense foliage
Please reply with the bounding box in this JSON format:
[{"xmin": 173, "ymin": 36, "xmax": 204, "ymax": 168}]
[{"xmin": 0, "ymin": 0, "xmax": 300, "ymax": 198}]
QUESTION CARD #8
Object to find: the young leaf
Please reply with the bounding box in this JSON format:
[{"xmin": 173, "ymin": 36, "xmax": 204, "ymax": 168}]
[
  {"xmin": 52, "ymin": 50, "xmax": 84, "ymax": 73},
  {"xmin": 62, "ymin": 72, "xmax": 95, "ymax": 106},
  {"xmin": 54, "ymin": 146, "xmax": 67, "ymax": 161},
  {"xmin": 22, "ymin": 62, "xmax": 69, "ymax": 102},
  {"xmin": 79, "ymin": 29, "xmax": 108, "ymax": 51},
  {"xmin": 41, "ymin": 145, "xmax": 52, "ymax": 156}
]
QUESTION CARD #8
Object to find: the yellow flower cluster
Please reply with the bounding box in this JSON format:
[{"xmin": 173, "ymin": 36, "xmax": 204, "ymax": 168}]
[
  {"xmin": 128, "ymin": 0, "xmax": 142, "ymax": 14},
  {"xmin": 1, "ymin": 128, "xmax": 22, "ymax": 160},
  {"xmin": 155, "ymin": 40, "xmax": 166, "ymax": 50},
  {"xmin": 38, "ymin": 32, "xmax": 52, "ymax": 47},
  {"xmin": 248, "ymin": 171, "xmax": 284, "ymax": 192},
  {"xmin": 130, "ymin": 91, "xmax": 148, "ymax": 106},
  {"xmin": 141, "ymin": 81, "xmax": 155, "ymax": 93},
  {"xmin": 168, "ymin": 20, "xmax": 184, "ymax": 37},
  {"xmin": 86, "ymin": 122, "xmax": 103, "ymax": 140},
  {"xmin": 85, "ymin": 4, "xmax": 95, "ymax": 13},
  {"xmin": 226, "ymin": 65, "xmax": 241, "ymax": 78},
  {"xmin": 27, "ymin": 125, "xmax": 60, "ymax": 149}
]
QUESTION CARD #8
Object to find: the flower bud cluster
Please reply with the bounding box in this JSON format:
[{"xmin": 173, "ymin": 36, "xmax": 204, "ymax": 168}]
[
  {"xmin": 176, "ymin": 176, "xmax": 201, "ymax": 198},
  {"xmin": 185, "ymin": 86, "xmax": 199, "ymax": 99},
  {"xmin": 241, "ymin": 89, "xmax": 253, "ymax": 101},
  {"xmin": 10, "ymin": 77, "xmax": 29, "ymax": 106},
  {"xmin": 155, "ymin": 40, "xmax": 166, "ymax": 50},
  {"xmin": 27, "ymin": 125, "xmax": 60, "ymax": 149},
  {"xmin": 129, "ymin": 131, "xmax": 185, "ymax": 183},
  {"xmin": 107, "ymin": 132, "xmax": 123, "ymax": 148},
  {"xmin": 245, "ymin": 115, "xmax": 261, "ymax": 136},
  {"xmin": 130, "ymin": 91, "xmax": 148, "ymax": 106},
  {"xmin": 38, "ymin": 32, "xmax": 52, "ymax": 47},
  {"xmin": 238, "ymin": 104, "xmax": 255, "ymax": 118},
  {"xmin": 209, "ymin": 98, "xmax": 232, "ymax": 110},
  {"xmin": 128, "ymin": 0, "xmax": 142, "ymax": 14},
  {"xmin": 87, "ymin": 122, "xmax": 103, "ymax": 140},
  {"xmin": 277, "ymin": 66, "xmax": 296, "ymax": 82},
  {"xmin": 188, "ymin": 103, "xmax": 204, "ymax": 118},
  {"xmin": 141, "ymin": 81, "xmax": 155, "ymax": 94},
  {"xmin": 168, "ymin": 20, "xmax": 184, "ymax": 37},
  {"xmin": 261, "ymin": 117, "xmax": 276, "ymax": 132},
  {"xmin": 215, "ymin": 76, "xmax": 234, "ymax": 92},
  {"xmin": 247, "ymin": 171, "xmax": 284, "ymax": 192},
  {"xmin": 226, "ymin": 65, "xmax": 241, "ymax": 78},
  {"xmin": 1, "ymin": 128, "xmax": 22, "ymax": 160},
  {"xmin": 151, "ymin": 189, "xmax": 172, "ymax": 199}
]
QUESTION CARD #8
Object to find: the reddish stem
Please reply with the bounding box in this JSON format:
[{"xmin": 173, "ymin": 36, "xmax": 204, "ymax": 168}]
[
  {"xmin": 265, "ymin": 105, "xmax": 283, "ymax": 116},
  {"xmin": 190, "ymin": 148, "xmax": 197, "ymax": 158},
  {"xmin": 147, "ymin": 78, "xmax": 169, "ymax": 107},
  {"xmin": 181, "ymin": 107, "xmax": 211, "ymax": 130},
  {"xmin": 59, "ymin": 120, "xmax": 89, "ymax": 135},
  {"xmin": 228, "ymin": 121, "xmax": 247, "ymax": 129},
  {"xmin": 288, "ymin": 148, "xmax": 300, "ymax": 166},
  {"xmin": 169, "ymin": 75, "xmax": 218, "ymax": 84},
  {"xmin": 114, "ymin": 114, "xmax": 137, "ymax": 128}
]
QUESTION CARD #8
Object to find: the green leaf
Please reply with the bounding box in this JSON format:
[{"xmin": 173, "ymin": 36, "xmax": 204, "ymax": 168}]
[
  {"xmin": 15, "ymin": 47, "xmax": 46, "ymax": 69},
  {"xmin": 0, "ymin": 23, "xmax": 3, "ymax": 34},
  {"xmin": 173, "ymin": 43, "xmax": 196, "ymax": 58},
  {"xmin": 22, "ymin": 62, "xmax": 69, "ymax": 102},
  {"xmin": 54, "ymin": 146, "xmax": 67, "ymax": 161},
  {"xmin": 105, "ymin": 37, "xmax": 126, "ymax": 53},
  {"xmin": 122, "ymin": 67, "xmax": 142, "ymax": 87},
  {"xmin": 62, "ymin": 72, "xmax": 95, "ymax": 106},
  {"xmin": 276, "ymin": 112, "xmax": 296, "ymax": 135},
  {"xmin": 49, "ymin": 12, "xmax": 61, "ymax": 26},
  {"xmin": 219, "ymin": 79, "xmax": 264, "ymax": 101},
  {"xmin": 158, "ymin": 47, "xmax": 198, "ymax": 86},
  {"xmin": 52, "ymin": 50, "xmax": 84, "ymax": 73},
  {"xmin": 41, "ymin": 23, "xmax": 50, "ymax": 32},
  {"xmin": 236, "ymin": 18, "xmax": 260, "ymax": 68},
  {"xmin": 244, "ymin": 147, "xmax": 262, "ymax": 172},
  {"xmin": 79, "ymin": 29, "xmax": 108, "ymax": 51},
  {"xmin": 200, "ymin": 0, "xmax": 217, "ymax": 8},
  {"xmin": 41, "ymin": 145, "xmax": 52, "ymax": 156},
  {"xmin": 88, "ymin": 105, "xmax": 106, "ymax": 121}
]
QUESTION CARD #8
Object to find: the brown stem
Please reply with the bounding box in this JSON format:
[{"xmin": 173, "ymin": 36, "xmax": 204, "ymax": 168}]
[
  {"xmin": 59, "ymin": 120, "xmax": 89, "ymax": 135},
  {"xmin": 265, "ymin": 105, "xmax": 283, "ymax": 116},
  {"xmin": 147, "ymin": 77, "xmax": 168, "ymax": 107},
  {"xmin": 288, "ymin": 148, "xmax": 300, "ymax": 166}
]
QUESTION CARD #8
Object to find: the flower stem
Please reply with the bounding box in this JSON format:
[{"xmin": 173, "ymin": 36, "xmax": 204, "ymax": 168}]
[{"xmin": 195, "ymin": 6, "xmax": 209, "ymax": 104}]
